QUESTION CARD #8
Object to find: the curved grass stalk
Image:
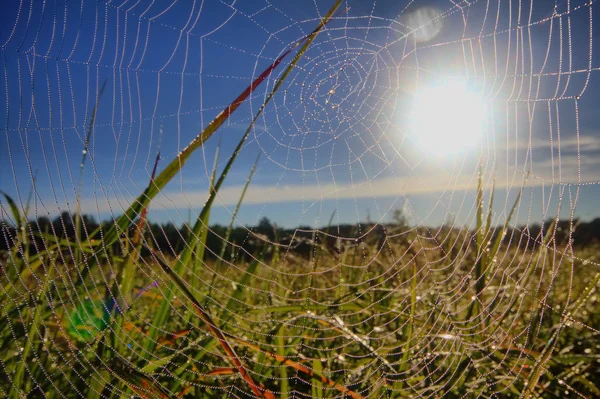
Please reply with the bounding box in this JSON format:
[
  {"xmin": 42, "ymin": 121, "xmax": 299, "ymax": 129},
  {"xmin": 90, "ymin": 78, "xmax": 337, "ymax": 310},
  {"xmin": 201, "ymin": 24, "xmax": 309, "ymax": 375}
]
[
  {"xmin": 276, "ymin": 323, "xmax": 289, "ymax": 398},
  {"xmin": 140, "ymin": 148, "xmax": 219, "ymax": 355}
]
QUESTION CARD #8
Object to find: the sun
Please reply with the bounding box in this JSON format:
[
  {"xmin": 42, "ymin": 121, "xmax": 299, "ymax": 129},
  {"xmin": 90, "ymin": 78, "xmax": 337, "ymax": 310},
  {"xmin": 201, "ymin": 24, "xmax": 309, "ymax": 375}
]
[{"xmin": 409, "ymin": 81, "xmax": 486, "ymax": 157}]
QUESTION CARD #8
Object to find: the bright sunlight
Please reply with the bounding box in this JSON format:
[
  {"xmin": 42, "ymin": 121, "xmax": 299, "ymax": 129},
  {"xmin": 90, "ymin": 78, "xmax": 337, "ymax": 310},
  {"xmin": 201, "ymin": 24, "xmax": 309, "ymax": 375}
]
[{"xmin": 410, "ymin": 80, "xmax": 486, "ymax": 157}]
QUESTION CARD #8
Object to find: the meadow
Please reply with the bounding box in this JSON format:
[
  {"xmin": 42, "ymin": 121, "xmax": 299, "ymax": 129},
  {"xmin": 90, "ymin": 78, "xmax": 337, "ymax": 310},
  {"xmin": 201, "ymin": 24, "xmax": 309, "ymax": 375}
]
[
  {"xmin": 1, "ymin": 198, "xmax": 600, "ymax": 398},
  {"xmin": 1, "ymin": 1, "xmax": 600, "ymax": 397}
]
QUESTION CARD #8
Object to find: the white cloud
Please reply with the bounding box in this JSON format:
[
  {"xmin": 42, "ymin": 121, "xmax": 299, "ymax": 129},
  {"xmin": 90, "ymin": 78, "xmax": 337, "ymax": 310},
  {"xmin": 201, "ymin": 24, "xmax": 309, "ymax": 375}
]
[
  {"xmin": 488, "ymin": 134, "xmax": 600, "ymax": 152},
  {"xmin": 72, "ymin": 153, "xmax": 599, "ymax": 215}
]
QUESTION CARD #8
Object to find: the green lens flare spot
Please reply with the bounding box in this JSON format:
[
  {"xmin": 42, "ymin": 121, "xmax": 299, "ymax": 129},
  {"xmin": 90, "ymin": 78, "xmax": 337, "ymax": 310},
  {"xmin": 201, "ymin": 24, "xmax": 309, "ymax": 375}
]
[{"xmin": 67, "ymin": 300, "xmax": 110, "ymax": 341}]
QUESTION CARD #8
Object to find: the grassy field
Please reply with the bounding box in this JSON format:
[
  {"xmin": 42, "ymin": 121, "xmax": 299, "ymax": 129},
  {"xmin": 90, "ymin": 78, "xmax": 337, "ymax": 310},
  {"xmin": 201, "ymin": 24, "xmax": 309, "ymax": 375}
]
[
  {"xmin": 1, "ymin": 205, "xmax": 599, "ymax": 398},
  {"xmin": 1, "ymin": 1, "xmax": 599, "ymax": 396}
]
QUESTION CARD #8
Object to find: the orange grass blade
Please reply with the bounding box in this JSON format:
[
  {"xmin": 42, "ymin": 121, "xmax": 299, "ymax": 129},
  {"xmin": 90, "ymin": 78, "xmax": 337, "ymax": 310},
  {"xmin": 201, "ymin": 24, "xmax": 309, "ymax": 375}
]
[
  {"xmin": 150, "ymin": 248, "xmax": 268, "ymax": 398},
  {"xmin": 106, "ymin": 356, "xmax": 171, "ymax": 399},
  {"xmin": 207, "ymin": 367, "xmax": 237, "ymax": 376},
  {"xmin": 228, "ymin": 334, "xmax": 364, "ymax": 399},
  {"xmin": 176, "ymin": 370, "xmax": 276, "ymax": 399},
  {"xmin": 157, "ymin": 328, "xmax": 192, "ymax": 346}
]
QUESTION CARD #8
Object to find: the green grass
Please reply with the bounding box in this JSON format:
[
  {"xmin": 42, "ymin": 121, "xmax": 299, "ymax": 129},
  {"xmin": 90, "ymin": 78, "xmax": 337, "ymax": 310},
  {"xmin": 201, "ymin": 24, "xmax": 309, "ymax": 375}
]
[
  {"xmin": 1, "ymin": 189, "xmax": 600, "ymax": 397},
  {"xmin": 2, "ymin": 0, "xmax": 600, "ymax": 396}
]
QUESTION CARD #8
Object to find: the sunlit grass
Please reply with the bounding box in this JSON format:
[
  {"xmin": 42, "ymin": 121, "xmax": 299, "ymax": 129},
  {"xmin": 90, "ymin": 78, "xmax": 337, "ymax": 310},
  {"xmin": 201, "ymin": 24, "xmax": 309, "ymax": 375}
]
[
  {"xmin": 1, "ymin": 0, "xmax": 599, "ymax": 396},
  {"xmin": 1, "ymin": 192, "xmax": 599, "ymax": 397}
]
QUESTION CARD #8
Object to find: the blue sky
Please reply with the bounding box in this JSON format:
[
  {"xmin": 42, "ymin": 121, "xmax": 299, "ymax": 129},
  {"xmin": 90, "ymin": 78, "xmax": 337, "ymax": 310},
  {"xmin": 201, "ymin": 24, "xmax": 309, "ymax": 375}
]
[{"xmin": 1, "ymin": 0, "xmax": 599, "ymax": 230}]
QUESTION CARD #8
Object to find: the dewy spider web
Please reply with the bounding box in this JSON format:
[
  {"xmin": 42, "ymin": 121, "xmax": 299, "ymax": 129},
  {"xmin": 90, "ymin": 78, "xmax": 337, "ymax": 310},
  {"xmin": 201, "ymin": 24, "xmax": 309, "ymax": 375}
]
[{"xmin": 1, "ymin": 0, "xmax": 599, "ymax": 398}]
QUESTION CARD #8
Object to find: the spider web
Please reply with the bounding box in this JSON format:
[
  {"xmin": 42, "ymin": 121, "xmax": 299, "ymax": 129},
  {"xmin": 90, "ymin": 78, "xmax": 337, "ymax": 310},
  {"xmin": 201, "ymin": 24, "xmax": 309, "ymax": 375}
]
[{"xmin": 1, "ymin": 0, "xmax": 599, "ymax": 398}]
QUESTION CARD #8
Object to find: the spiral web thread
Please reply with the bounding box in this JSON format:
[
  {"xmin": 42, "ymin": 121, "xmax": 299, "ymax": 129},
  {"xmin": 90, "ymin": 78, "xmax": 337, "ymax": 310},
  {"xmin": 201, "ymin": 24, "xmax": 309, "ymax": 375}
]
[{"xmin": 1, "ymin": 0, "xmax": 599, "ymax": 397}]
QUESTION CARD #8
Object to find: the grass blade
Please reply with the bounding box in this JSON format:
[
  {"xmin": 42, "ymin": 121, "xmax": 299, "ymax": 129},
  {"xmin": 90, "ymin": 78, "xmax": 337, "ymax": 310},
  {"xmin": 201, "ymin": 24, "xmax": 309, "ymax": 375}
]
[
  {"xmin": 489, "ymin": 218, "xmax": 556, "ymax": 337},
  {"xmin": 74, "ymin": 79, "xmax": 107, "ymax": 268},
  {"xmin": 466, "ymin": 173, "xmax": 522, "ymax": 322},
  {"xmin": 312, "ymin": 357, "xmax": 324, "ymax": 398},
  {"xmin": 190, "ymin": 146, "xmax": 219, "ymax": 294},
  {"xmin": 1, "ymin": 190, "xmax": 23, "ymax": 235},
  {"xmin": 106, "ymin": 356, "xmax": 171, "ymax": 399},
  {"xmin": 399, "ymin": 250, "xmax": 418, "ymax": 375},
  {"xmin": 7, "ymin": 260, "xmax": 54, "ymax": 397},
  {"xmin": 467, "ymin": 165, "xmax": 485, "ymax": 321},
  {"xmin": 119, "ymin": 151, "xmax": 161, "ymax": 310},
  {"xmin": 149, "ymin": 248, "xmax": 272, "ymax": 399},
  {"xmin": 276, "ymin": 324, "xmax": 289, "ymax": 398},
  {"xmin": 217, "ymin": 152, "xmax": 261, "ymax": 267},
  {"xmin": 220, "ymin": 257, "xmax": 261, "ymax": 318}
]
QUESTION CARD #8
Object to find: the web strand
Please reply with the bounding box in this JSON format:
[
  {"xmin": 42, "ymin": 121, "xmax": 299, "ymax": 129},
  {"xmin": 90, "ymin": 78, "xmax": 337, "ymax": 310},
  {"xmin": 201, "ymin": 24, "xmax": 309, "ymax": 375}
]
[{"xmin": 1, "ymin": 1, "xmax": 599, "ymax": 398}]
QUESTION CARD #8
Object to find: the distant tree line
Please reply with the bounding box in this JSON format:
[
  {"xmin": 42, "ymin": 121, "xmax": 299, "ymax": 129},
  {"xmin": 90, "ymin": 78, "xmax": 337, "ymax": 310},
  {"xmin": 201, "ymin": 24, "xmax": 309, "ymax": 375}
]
[{"xmin": 2, "ymin": 211, "xmax": 600, "ymax": 259}]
